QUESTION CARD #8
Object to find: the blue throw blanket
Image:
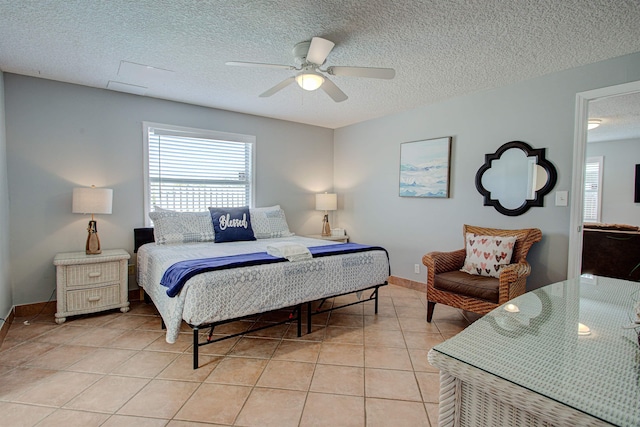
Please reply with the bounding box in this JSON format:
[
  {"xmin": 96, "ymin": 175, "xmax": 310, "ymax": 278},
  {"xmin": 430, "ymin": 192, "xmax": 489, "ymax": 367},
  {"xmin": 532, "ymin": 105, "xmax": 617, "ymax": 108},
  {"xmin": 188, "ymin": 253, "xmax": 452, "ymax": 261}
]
[{"xmin": 160, "ymin": 243, "xmax": 387, "ymax": 297}]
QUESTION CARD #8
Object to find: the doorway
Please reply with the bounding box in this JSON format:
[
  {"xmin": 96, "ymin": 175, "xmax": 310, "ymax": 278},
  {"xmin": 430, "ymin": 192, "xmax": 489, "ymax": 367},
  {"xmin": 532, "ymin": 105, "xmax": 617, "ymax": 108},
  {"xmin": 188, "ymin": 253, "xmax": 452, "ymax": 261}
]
[{"xmin": 568, "ymin": 80, "xmax": 640, "ymax": 279}]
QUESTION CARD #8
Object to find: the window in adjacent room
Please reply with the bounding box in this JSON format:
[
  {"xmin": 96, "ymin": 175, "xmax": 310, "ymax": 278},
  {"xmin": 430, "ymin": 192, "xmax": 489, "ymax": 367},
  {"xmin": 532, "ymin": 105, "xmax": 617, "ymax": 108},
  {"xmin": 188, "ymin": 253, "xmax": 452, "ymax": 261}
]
[
  {"xmin": 583, "ymin": 156, "xmax": 603, "ymax": 223},
  {"xmin": 143, "ymin": 122, "xmax": 255, "ymax": 224}
]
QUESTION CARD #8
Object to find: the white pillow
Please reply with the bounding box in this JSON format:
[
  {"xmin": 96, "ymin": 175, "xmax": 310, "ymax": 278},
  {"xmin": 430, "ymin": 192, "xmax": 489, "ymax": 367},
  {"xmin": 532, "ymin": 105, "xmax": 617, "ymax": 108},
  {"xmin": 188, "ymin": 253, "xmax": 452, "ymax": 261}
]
[
  {"xmin": 460, "ymin": 233, "xmax": 517, "ymax": 278},
  {"xmin": 149, "ymin": 211, "xmax": 215, "ymax": 244},
  {"xmin": 152, "ymin": 205, "xmax": 173, "ymax": 212},
  {"xmin": 250, "ymin": 205, "xmax": 295, "ymax": 239}
]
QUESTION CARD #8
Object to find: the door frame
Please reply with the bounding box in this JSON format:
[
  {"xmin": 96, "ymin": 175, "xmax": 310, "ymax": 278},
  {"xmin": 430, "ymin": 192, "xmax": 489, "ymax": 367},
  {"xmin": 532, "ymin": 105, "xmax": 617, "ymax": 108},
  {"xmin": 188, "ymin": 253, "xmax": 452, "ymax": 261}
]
[{"xmin": 567, "ymin": 80, "xmax": 640, "ymax": 278}]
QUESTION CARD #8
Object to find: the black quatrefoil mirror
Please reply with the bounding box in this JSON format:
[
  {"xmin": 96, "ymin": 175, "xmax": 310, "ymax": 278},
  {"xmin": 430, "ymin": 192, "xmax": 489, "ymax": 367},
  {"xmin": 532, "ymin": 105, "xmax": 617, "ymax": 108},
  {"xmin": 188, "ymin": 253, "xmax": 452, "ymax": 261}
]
[{"xmin": 475, "ymin": 141, "xmax": 558, "ymax": 216}]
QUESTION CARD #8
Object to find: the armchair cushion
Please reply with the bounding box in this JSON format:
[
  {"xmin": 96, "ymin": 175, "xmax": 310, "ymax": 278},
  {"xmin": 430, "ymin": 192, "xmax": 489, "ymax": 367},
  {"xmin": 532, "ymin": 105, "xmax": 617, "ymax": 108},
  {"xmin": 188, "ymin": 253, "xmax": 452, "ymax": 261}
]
[
  {"xmin": 434, "ymin": 271, "xmax": 499, "ymax": 303},
  {"xmin": 460, "ymin": 233, "xmax": 517, "ymax": 278}
]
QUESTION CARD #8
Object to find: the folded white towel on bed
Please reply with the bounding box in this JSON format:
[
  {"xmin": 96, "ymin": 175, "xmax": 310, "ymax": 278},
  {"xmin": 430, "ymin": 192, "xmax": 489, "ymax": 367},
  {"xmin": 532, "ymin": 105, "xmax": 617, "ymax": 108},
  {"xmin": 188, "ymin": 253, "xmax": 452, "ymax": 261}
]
[{"xmin": 266, "ymin": 242, "xmax": 312, "ymax": 262}]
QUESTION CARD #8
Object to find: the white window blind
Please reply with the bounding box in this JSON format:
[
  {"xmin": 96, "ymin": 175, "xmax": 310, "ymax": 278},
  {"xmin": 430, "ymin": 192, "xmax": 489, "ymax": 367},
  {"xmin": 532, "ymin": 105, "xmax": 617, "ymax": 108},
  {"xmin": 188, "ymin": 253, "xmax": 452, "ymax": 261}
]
[
  {"xmin": 583, "ymin": 156, "xmax": 603, "ymax": 223},
  {"xmin": 143, "ymin": 123, "xmax": 255, "ymax": 221}
]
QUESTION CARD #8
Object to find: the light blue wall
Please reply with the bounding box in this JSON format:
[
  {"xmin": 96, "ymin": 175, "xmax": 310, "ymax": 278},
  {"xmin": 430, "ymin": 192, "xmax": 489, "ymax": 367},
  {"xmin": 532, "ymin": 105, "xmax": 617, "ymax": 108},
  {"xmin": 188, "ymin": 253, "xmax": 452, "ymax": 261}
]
[
  {"xmin": 0, "ymin": 70, "xmax": 12, "ymax": 323},
  {"xmin": 334, "ymin": 52, "xmax": 640, "ymax": 289},
  {"xmin": 4, "ymin": 75, "xmax": 334, "ymax": 305},
  {"xmin": 586, "ymin": 137, "xmax": 640, "ymax": 225},
  {"xmin": 4, "ymin": 52, "xmax": 640, "ymax": 306}
]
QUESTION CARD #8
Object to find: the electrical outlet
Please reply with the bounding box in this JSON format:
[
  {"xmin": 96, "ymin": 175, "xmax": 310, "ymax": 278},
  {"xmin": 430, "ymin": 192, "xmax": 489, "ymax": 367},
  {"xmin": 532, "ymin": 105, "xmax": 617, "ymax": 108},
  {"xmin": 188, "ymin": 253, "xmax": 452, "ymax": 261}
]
[
  {"xmin": 414, "ymin": 264, "xmax": 420, "ymax": 274},
  {"xmin": 128, "ymin": 264, "xmax": 135, "ymax": 275}
]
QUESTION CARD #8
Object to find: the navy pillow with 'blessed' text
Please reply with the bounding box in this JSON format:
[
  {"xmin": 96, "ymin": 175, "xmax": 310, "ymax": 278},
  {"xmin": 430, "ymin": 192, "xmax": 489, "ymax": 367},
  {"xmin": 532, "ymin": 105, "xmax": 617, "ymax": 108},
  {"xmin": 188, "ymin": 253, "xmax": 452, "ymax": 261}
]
[{"xmin": 208, "ymin": 207, "xmax": 257, "ymax": 243}]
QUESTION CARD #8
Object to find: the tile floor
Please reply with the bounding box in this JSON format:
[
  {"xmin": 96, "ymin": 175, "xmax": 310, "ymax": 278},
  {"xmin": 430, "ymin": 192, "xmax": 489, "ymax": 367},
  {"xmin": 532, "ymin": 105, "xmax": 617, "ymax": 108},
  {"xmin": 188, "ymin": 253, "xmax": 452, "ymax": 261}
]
[{"xmin": 0, "ymin": 285, "xmax": 475, "ymax": 427}]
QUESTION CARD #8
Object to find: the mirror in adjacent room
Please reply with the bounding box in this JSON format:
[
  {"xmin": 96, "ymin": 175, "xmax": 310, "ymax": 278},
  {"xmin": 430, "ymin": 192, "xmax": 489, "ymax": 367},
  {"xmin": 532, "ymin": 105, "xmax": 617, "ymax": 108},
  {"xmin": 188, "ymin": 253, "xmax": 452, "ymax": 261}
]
[{"xmin": 476, "ymin": 141, "xmax": 558, "ymax": 216}]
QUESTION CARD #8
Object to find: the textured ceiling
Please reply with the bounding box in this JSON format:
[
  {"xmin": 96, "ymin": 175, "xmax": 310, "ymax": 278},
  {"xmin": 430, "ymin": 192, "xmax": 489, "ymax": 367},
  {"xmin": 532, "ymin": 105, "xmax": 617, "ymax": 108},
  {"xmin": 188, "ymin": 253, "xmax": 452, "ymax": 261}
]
[
  {"xmin": 588, "ymin": 92, "xmax": 640, "ymax": 143},
  {"xmin": 0, "ymin": 0, "xmax": 639, "ymax": 129}
]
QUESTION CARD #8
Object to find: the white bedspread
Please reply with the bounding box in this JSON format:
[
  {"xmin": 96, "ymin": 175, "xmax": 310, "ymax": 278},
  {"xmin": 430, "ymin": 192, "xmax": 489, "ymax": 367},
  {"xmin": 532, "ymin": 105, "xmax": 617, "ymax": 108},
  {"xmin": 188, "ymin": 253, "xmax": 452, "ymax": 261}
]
[{"xmin": 137, "ymin": 236, "xmax": 389, "ymax": 343}]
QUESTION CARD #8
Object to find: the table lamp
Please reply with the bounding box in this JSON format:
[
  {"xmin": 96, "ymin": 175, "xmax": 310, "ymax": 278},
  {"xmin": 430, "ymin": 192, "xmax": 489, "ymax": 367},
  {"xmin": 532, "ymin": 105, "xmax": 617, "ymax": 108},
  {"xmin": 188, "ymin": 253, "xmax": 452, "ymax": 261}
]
[
  {"xmin": 315, "ymin": 192, "xmax": 337, "ymax": 236},
  {"xmin": 72, "ymin": 186, "xmax": 113, "ymax": 255}
]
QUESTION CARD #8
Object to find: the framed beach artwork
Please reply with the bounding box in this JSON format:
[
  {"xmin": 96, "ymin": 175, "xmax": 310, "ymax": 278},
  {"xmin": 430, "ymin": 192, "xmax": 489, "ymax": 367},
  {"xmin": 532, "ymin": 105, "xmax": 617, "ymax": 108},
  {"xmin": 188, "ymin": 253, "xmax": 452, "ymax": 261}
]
[{"xmin": 399, "ymin": 136, "xmax": 452, "ymax": 198}]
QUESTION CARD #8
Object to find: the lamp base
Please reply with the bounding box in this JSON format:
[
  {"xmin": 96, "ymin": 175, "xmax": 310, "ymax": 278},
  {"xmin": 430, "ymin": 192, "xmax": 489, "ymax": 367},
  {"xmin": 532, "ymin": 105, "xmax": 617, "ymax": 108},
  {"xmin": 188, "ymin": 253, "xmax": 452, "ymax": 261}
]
[
  {"xmin": 86, "ymin": 220, "xmax": 101, "ymax": 255},
  {"xmin": 321, "ymin": 214, "xmax": 331, "ymax": 237}
]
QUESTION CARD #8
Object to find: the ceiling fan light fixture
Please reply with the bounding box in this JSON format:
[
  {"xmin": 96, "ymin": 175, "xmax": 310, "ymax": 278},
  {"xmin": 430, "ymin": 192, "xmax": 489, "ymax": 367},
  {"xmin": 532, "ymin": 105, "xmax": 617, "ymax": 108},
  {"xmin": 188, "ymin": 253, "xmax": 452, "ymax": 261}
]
[
  {"xmin": 295, "ymin": 71, "xmax": 324, "ymax": 91},
  {"xmin": 587, "ymin": 119, "xmax": 602, "ymax": 130},
  {"xmin": 227, "ymin": 36, "xmax": 393, "ymax": 101}
]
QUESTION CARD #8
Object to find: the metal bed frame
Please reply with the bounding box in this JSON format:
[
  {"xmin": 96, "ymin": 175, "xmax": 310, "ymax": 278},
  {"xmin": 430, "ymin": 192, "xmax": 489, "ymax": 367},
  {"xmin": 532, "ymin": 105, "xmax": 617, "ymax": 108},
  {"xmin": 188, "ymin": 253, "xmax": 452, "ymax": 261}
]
[{"xmin": 188, "ymin": 282, "xmax": 386, "ymax": 369}]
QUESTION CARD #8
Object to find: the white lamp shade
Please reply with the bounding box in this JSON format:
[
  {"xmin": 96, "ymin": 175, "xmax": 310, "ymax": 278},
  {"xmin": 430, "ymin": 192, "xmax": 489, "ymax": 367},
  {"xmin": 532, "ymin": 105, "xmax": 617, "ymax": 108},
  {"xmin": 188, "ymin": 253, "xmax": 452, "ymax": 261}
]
[
  {"xmin": 296, "ymin": 71, "xmax": 325, "ymax": 91},
  {"xmin": 72, "ymin": 187, "xmax": 113, "ymax": 214},
  {"xmin": 316, "ymin": 193, "xmax": 337, "ymax": 211}
]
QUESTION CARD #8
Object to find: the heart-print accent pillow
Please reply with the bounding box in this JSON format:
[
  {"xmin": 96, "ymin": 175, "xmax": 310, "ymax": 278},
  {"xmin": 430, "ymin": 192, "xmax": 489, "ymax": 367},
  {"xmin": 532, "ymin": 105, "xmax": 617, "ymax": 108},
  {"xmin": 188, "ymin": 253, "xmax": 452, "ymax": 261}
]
[{"xmin": 460, "ymin": 233, "xmax": 517, "ymax": 278}]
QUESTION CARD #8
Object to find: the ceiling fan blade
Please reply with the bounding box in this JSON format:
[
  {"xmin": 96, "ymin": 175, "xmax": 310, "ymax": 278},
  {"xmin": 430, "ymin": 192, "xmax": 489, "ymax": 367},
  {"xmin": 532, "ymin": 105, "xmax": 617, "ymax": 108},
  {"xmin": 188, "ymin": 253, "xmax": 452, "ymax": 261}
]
[
  {"xmin": 327, "ymin": 66, "xmax": 395, "ymax": 79},
  {"xmin": 320, "ymin": 78, "xmax": 348, "ymax": 103},
  {"xmin": 259, "ymin": 76, "xmax": 296, "ymax": 97},
  {"xmin": 306, "ymin": 37, "xmax": 335, "ymax": 65},
  {"xmin": 226, "ymin": 61, "xmax": 295, "ymax": 70}
]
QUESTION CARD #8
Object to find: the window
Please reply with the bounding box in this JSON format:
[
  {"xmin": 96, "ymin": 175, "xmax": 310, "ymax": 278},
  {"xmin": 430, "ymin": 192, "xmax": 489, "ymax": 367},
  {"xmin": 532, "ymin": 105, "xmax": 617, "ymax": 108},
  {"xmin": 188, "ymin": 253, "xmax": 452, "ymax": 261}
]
[
  {"xmin": 583, "ymin": 156, "xmax": 603, "ymax": 223},
  {"xmin": 143, "ymin": 123, "xmax": 255, "ymax": 224}
]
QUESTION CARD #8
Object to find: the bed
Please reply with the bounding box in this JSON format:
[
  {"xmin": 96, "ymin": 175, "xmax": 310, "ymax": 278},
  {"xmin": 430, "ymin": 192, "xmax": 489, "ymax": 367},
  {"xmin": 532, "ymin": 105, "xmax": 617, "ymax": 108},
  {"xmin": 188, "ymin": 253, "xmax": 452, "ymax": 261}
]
[{"xmin": 134, "ymin": 207, "xmax": 390, "ymax": 368}]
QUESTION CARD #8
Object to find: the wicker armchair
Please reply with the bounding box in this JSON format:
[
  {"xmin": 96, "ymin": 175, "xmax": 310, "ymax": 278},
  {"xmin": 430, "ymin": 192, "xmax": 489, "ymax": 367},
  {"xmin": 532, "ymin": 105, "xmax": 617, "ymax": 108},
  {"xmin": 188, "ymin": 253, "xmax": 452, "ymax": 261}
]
[{"xmin": 422, "ymin": 224, "xmax": 542, "ymax": 322}]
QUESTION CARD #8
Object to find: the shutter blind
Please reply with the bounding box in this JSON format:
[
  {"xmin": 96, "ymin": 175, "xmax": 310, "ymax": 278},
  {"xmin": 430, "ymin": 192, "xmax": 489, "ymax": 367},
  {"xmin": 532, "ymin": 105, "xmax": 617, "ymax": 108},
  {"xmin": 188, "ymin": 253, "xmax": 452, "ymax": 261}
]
[
  {"xmin": 583, "ymin": 157, "xmax": 602, "ymax": 222},
  {"xmin": 147, "ymin": 127, "xmax": 253, "ymax": 212}
]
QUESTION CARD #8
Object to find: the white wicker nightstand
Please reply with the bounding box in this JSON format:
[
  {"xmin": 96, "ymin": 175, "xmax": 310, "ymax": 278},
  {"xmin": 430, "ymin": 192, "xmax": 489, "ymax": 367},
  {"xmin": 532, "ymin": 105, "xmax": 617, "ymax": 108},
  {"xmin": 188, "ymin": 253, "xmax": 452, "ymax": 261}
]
[{"xmin": 54, "ymin": 249, "xmax": 130, "ymax": 324}]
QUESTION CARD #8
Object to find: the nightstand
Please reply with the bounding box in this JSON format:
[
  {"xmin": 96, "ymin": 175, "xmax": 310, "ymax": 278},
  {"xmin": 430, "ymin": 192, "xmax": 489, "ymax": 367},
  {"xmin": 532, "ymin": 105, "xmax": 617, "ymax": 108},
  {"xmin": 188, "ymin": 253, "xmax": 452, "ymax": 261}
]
[
  {"xmin": 54, "ymin": 249, "xmax": 130, "ymax": 324},
  {"xmin": 306, "ymin": 234, "xmax": 350, "ymax": 243}
]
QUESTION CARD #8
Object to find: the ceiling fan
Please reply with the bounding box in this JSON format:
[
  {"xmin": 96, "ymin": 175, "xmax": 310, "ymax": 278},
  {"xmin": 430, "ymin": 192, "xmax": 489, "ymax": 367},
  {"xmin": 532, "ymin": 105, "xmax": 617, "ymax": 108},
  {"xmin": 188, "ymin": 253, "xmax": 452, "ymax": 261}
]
[{"xmin": 226, "ymin": 37, "xmax": 395, "ymax": 102}]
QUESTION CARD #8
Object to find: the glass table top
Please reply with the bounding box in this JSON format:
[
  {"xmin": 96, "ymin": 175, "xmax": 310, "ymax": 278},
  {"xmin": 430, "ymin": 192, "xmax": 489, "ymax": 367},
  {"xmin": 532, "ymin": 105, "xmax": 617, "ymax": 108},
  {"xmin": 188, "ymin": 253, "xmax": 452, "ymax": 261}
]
[{"xmin": 433, "ymin": 275, "xmax": 640, "ymax": 427}]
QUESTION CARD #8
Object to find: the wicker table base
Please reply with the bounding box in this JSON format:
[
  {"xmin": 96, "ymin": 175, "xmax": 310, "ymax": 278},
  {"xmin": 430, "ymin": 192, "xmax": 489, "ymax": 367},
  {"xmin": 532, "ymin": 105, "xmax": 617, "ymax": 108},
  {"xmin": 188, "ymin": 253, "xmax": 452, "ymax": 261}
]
[{"xmin": 428, "ymin": 350, "xmax": 610, "ymax": 427}]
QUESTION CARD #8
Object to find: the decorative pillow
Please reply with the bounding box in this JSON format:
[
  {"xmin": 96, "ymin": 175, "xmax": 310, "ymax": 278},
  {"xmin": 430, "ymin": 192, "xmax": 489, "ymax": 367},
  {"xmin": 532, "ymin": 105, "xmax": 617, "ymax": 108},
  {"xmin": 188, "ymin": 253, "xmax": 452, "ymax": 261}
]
[
  {"xmin": 460, "ymin": 233, "xmax": 517, "ymax": 278},
  {"xmin": 148, "ymin": 211, "xmax": 215, "ymax": 245},
  {"xmin": 250, "ymin": 205, "xmax": 295, "ymax": 239},
  {"xmin": 152, "ymin": 205, "xmax": 173, "ymax": 212},
  {"xmin": 209, "ymin": 207, "xmax": 257, "ymax": 243}
]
